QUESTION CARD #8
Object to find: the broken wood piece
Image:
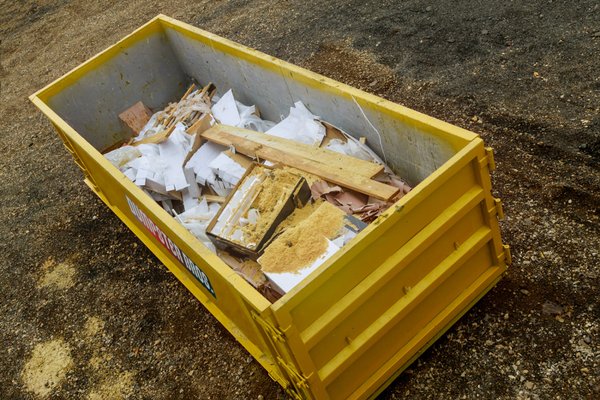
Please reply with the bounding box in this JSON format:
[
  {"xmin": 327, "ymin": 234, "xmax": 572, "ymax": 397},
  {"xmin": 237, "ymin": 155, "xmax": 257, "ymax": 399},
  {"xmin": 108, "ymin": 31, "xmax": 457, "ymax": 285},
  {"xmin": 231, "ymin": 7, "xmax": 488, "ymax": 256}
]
[
  {"xmin": 320, "ymin": 121, "xmax": 348, "ymax": 147},
  {"xmin": 132, "ymin": 125, "xmax": 176, "ymax": 146},
  {"xmin": 223, "ymin": 149, "xmax": 253, "ymax": 169},
  {"xmin": 201, "ymin": 125, "xmax": 398, "ymax": 201},
  {"xmin": 359, "ymin": 137, "xmax": 367, "ymax": 145},
  {"xmin": 119, "ymin": 101, "xmax": 152, "ymax": 135},
  {"xmin": 180, "ymin": 83, "xmax": 196, "ymax": 101},
  {"xmin": 202, "ymin": 125, "xmax": 383, "ymax": 177},
  {"xmin": 187, "ymin": 113, "xmax": 213, "ymax": 135},
  {"xmin": 199, "ymin": 82, "xmax": 217, "ymax": 100},
  {"xmin": 203, "ymin": 194, "xmax": 226, "ymax": 204}
]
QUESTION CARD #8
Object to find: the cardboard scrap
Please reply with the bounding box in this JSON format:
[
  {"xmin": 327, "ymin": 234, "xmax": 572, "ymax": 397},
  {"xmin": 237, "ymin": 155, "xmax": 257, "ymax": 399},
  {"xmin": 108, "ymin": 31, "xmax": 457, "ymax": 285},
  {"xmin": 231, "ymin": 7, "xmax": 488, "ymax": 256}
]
[{"xmin": 119, "ymin": 101, "xmax": 152, "ymax": 135}]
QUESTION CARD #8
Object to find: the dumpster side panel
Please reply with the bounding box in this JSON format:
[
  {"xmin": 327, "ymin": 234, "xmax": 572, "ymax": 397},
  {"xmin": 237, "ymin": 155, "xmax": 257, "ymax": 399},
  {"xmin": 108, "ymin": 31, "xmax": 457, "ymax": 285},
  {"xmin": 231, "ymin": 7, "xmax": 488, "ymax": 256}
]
[
  {"xmin": 270, "ymin": 139, "xmax": 508, "ymax": 399},
  {"xmin": 160, "ymin": 22, "xmax": 475, "ymax": 186},
  {"xmin": 45, "ymin": 29, "xmax": 188, "ymax": 152},
  {"xmin": 34, "ymin": 104, "xmax": 289, "ymax": 385}
]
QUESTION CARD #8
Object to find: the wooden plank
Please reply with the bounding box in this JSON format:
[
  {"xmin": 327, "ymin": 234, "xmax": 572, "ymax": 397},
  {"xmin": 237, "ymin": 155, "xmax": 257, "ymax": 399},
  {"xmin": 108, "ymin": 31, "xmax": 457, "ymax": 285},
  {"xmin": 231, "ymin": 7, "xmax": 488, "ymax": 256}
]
[
  {"xmin": 132, "ymin": 125, "xmax": 176, "ymax": 146},
  {"xmin": 201, "ymin": 125, "xmax": 398, "ymax": 201},
  {"xmin": 206, "ymin": 125, "xmax": 383, "ymax": 177},
  {"xmin": 203, "ymin": 194, "xmax": 226, "ymax": 204}
]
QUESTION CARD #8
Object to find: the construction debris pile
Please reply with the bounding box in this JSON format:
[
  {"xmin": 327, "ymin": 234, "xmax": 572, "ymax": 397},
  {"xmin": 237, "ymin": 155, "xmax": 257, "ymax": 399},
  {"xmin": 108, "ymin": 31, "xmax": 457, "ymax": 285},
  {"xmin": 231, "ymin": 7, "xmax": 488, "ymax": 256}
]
[{"xmin": 105, "ymin": 83, "xmax": 411, "ymax": 301}]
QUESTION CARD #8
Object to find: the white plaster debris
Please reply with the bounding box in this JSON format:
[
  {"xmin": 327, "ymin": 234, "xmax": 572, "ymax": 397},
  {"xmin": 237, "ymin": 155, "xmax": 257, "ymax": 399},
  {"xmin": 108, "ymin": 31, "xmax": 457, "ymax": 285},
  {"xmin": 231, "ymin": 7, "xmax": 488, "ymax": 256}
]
[
  {"xmin": 175, "ymin": 197, "xmax": 220, "ymax": 252},
  {"xmin": 209, "ymin": 152, "xmax": 247, "ymax": 187},
  {"xmin": 185, "ymin": 141, "xmax": 227, "ymax": 185},
  {"xmin": 158, "ymin": 123, "xmax": 193, "ymax": 191},
  {"xmin": 212, "ymin": 89, "xmax": 241, "ymax": 126}
]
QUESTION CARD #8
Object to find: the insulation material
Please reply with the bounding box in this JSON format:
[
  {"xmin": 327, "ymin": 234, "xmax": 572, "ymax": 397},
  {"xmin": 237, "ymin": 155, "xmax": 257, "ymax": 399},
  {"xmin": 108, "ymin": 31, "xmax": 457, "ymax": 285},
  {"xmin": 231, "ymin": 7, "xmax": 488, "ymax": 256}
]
[
  {"xmin": 175, "ymin": 197, "xmax": 220, "ymax": 252},
  {"xmin": 104, "ymin": 145, "xmax": 141, "ymax": 169}
]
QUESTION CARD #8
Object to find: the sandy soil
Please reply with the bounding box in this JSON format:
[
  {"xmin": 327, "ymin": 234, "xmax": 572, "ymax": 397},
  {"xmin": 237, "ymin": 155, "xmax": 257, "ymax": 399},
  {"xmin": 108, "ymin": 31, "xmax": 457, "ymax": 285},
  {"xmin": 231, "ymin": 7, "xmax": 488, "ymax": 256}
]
[{"xmin": 1, "ymin": 1, "xmax": 598, "ymax": 399}]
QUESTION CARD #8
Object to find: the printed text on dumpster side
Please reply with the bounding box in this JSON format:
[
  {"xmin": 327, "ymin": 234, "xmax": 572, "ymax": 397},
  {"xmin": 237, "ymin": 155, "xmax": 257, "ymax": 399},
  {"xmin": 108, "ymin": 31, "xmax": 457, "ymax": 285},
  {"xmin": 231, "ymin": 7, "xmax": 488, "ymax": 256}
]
[{"xmin": 126, "ymin": 196, "xmax": 216, "ymax": 297}]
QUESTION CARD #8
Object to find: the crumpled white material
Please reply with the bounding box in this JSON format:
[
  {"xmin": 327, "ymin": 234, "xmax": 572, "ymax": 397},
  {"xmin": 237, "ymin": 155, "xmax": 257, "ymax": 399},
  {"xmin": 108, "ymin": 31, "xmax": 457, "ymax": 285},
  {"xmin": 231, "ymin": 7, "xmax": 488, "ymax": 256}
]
[
  {"xmin": 175, "ymin": 197, "xmax": 221, "ymax": 252},
  {"xmin": 266, "ymin": 101, "xmax": 325, "ymax": 146},
  {"xmin": 104, "ymin": 145, "xmax": 141, "ymax": 169},
  {"xmin": 212, "ymin": 89, "xmax": 275, "ymax": 132}
]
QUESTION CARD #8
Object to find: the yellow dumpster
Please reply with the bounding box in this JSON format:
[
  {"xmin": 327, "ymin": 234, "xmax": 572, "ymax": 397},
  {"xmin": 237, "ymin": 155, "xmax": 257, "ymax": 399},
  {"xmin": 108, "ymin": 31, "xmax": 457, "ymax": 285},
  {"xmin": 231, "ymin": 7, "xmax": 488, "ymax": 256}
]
[{"xmin": 30, "ymin": 15, "xmax": 510, "ymax": 399}]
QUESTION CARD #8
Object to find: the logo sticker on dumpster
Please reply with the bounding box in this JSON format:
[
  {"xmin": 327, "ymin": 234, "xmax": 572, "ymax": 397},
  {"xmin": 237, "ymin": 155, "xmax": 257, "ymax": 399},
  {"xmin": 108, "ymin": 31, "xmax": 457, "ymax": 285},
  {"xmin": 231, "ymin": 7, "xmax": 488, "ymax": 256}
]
[{"xmin": 126, "ymin": 196, "xmax": 216, "ymax": 297}]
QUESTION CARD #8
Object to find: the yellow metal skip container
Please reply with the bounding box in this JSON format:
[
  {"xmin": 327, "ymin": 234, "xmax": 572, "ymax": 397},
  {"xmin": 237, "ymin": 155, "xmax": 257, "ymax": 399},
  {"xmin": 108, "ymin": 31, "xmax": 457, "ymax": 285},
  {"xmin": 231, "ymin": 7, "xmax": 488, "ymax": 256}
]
[{"xmin": 30, "ymin": 15, "xmax": 510, "ymax": 399}]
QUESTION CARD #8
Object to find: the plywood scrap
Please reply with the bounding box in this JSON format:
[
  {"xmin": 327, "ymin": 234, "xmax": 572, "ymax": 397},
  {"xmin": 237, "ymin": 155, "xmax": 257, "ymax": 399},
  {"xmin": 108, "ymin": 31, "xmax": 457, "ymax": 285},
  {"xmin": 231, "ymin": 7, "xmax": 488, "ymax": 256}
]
[
  {"xmin": 217, "ymin": 250, "xmax": 283, "ymax": 302},
  {"xmin": 207, "ymin": 165, "xmax": 311, "ymax": 257},
  {"xmin": 119, "ymin": 101, "xmax": 152, "ymax": 135},
  {"xmin": 320, "ymin": 121, "xmax": 348, "ymax": 147},
  {"xmin": 187, "ymin": 112, "xmax": 214, "ymax": 136},
  {"xmin": 203, "ymin": 194, "xmax": 226, "ymax": 204},
  {"xmin": 201, "ymin": 125, "xmax": 397, "ymax": 201}
]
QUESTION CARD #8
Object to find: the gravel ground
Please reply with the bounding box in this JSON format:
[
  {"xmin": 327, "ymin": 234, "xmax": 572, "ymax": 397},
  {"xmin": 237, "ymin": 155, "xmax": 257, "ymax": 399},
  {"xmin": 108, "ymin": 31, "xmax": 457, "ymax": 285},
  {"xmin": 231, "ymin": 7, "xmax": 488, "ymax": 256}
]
[{"xmin": 1, "ymin": 1, "xmax": 598, "ymax": 399}]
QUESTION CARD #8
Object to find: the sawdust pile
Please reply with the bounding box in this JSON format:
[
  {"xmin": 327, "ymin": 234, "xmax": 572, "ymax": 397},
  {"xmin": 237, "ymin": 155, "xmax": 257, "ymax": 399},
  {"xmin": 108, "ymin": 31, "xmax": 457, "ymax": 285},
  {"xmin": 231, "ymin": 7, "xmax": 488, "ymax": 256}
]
[
  {"xmin": 259, "ymin": 202, "xmax": 345, "ymax": 273},
  {"xmin": 87, "ymin": 371, "xmax": 134, "ymax": 400},
  {"xmin": 21, "ymin": 339, "xmax": 73, "ymax": 398},
  {"xmin": 275, "ymin": 200, "xmax": 324, "ymax": 233},
  {"xmin": 37, "ymin": 258, "xmax": 76, "ymax": 290},
  {"xmin": 83, "ymin": 316, "xmax": 105, "ymax": 338},
  {"xmin": 241, "ymin": 167, "xmax": 302, "ymax": 244}
]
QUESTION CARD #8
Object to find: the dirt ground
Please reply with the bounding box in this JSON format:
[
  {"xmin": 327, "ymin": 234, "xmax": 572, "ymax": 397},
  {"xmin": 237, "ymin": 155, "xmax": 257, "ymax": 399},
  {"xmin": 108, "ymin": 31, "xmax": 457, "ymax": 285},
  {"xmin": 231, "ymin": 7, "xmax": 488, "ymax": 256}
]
[{"xmin": 1, "ymin": 1, "xmax": 598, "ymax": 399}]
